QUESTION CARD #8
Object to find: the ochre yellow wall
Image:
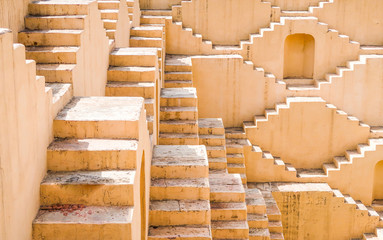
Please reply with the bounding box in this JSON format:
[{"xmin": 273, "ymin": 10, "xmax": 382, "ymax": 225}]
[
  {"xmin": 0, "ymin": 29, "xmax": 52, "ymax": 240},
  {"xmin": 0, "ymin": 0, "xmax": 30, "ymax": 41},
  {"xmin": 181, "ymin": 0, "xmax": 271, "ymax": 45}
]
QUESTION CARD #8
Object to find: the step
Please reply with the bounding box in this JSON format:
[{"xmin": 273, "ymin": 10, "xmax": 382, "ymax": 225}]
[
  {"xmin": 265, "ymin": 204, "xmax": 281, "ymax": 222},
  {"xmin": 164, "ymin": 80, "xmax": 193, "ymax": 88},
  {"xmin": 165, "ymin": 71, "xmax": 192, "ymax": 81},
  {"xmin": 159, "ymin": 133, "xmax": 199, "ymax": 145},
  {"xmin": 140, "ymin": 15, "xmax": 170, "ymax": 24},
  {"xmin": 40, "ymin": 170, "xmax": 135, "ymax": 206},
  {"xmin": 98, "ymin": 0, "xmax": 120, "ymax": 10},
  {"xmin": 28, "ymin": 1, "xmax": 90, "ymax": 16},
  {"xmin": 165, "ymin": 55, "xmax": 192, "ymax": 72},
  {"xmin": 160, "ymin": 88, "xmax": 197, "ymax": 107},
  {"xmin": 281, "ymin": 10, "xmax": 311, "ymax": 17},
  {"xmin": 208, "ymin": 157, "xmax": 227, "ymax": 170},
  {"xmin": 227, "ymin": 163, "xmax": 246, "ymax": 174},
  {"xmin": 270, "ymin": 232, "xmax": 284, "ymax": 240},
  {"xmin": 296, "ymin": 168, "xmax": 327, "ymax": 178},
  {"xmin": 46, "ymin": 83, "xmax": 73, "ymax": 112},
  {"xmin": 107, "ymin": 66, "xmax": 157, "ymax": 82},
  {"xmin": 249, "ymin": 227, "xmax": 270, "ymax": 240},
  {"xmin": 199, "ymin": 118, "xmax": 225, "ymax": 135},
  {"xmin": 100, "ymin": 9, "xmax": 119, "ymax": 20},
  {"xmin": 54, "ymin": 97, "xmax": 143, "ymax": 139},
  {"xmin": 19, "ymin": 30, "xmax": 83, "ymax": 46},
  {"xmin": 246, "ymin": 188, "xmax": 266, "ymax": 214},
  {"xmin": 225, "ymin": 127, "xmax": 246, "ymax": 139},
  {"xmin": 103, "ymin": 19, "xmax": 117, "ymax": 30},
  {"xmin": 150, "ymin": 178, "xmax": 210, "ymax": 201},
  {"xmin": 151, "ymin": 145, "xmax": 208, "ymax": 178},
  {"xmin": 25, "ymin": 15, "xmax": 86, "ymax": 30},
  {"xmin": 159, "ymin": 120, "xmax": 198, "ymax": 134},
  {"xmin": 36, "ymin": 64, "xmax": 76, "ymax": 83},
  {"xmin": 227, "ymin": 153, "xmax": 245, "ymax": 164},
  {"xmin": 248, "ymin": 214, "xmax": 268, "ymax": 228},
  {"xmin": 160, "ymin": 106, "xmax": 198, "ymax": 121},
  {"xmin": 372, "ymin": 200, "xmax": 383, "ymax": 212},
  {"xmin": 283, "ymin": 78, "xmax": 315, "ymax": 86},
  {"xmin": 206, "ymin": 146, "xmax": 226, "ymax": 158},
  {"xmin": 106, "ymin": 29, "xmax": 116, "ymax": 39},
  {"xmin": 149, "ymin": 200, "xmax": 210, "ymax": 226},
  {"xmin": 148, "ymin": 225, "xmax": 212, "ymax": 240},
  {"xmin": 199, "ymin": 134, "xmax": 226, "ymax": 146},
  {"xmin": 226, "ymin": 139, "xmax": 251, "ymax": 154},
  {"xmin": 105, "ymin": 81, "xmax": 155, "ymax": 98},
  {"xmin": 47, "ymin": 138, "xmax": 138, "ymax": 171},
  {"xmin": 33, "ymin": 206, "xmax": 133, "ymax": 240},
  {"xmin": 211, "ymin": 202, "xmax": 247, "ymax": 221},
  {"xmin": 211, "ymin": 220, "xmax": 249, "ymax": 239},
  {"xmin": 360, "ymin": 45, "xmax": 383, "ymax": 55},
  {"xmin": 141, "ymin": 10, "xmax": 172, "ymax": 16},
  {"xmin": 131, "ymin": 26, "xmax": 163, "ymax": 38},
  {"xmin": 130, "ymin": 36, "xmax": 163, "ymax": 48},
  {"xmin": 268, "ymin": 221, "xmax": 283, "ymax": 233},
  {"xmin": 110, "ymin": 47, "xmax": 158, "ymax": 67},
  {"xmin": 26, "ymin": 46, "xmax": 79, "ymax": 64},
  {"xmin": 209, "ymin": 173, "xmax": 245, "ymax": 202}
]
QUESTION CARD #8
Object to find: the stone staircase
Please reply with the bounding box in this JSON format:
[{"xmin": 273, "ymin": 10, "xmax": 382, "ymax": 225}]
[
  {"xmin": 198, "ymin": 118, "xmax": 227, "ymax": 171},
  {"xmin": 164, "ymin": 54, "xmax": 193, "ymax": 88},
  {"xmin": 148, "ymin": 145, "xmax": 212, "ymax": 239},
  {"xmin": 33, "ymin": 96, "xmax": 146, "ymax": 239},
  {"xmin": 98, "ymin": 0, "xmax": 120, "ymax": 40},
  {"xmin": 105, "ymin": 47, "xmax": 159, "ymax": 136},
  {"xmin": 209, "ymin": 171, "xmax": 249, "ymax": 239}
]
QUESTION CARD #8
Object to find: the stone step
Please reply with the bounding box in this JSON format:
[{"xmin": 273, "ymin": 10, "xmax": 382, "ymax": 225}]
[
  {"xmin": 36, "ymin": 63, "xmax": 76, "ymax": 83},
  {"xmin": 281, "ymin": 10, "xmax": 311, "ymax": 17},
  {"xmin": 270, "ymin": 232, "xmax": 284, "ymax": 240},
  {"xmin": 296, "ymin": 168, "xmax": 327, "ymax": 178},
  {"xmin": 227, "ymin": 163, "xmax": 246, "ymax": 174},
  {"xmin": 226, "ymin": 139, "xmax": 251, "ymax": 154},
  {"xmin": 208, "ymin": 157, "xmax": 227, "ymax": 170},
  {"xmin": 160, "ymin": 88, "xmax": 197, "ymax": 107},
  {"xmin": 98, "ymin": 0, "xmax": 120, "ymax": 10},
  {"xmin": 209, "ymin": 173, "xmax": 245, "ymax": 202},
  {"xmin": 100, "ymin": 9, "xmax": 118, "ymax": 20},
  {"xmin": 149, "ymin": 200, "xmax": 211, "ymax": 226},
  {"xmin": 40, "ymin": 170, "xmax": 135, "ymax": 206},
  {"xmin": 227, "ymin": 153, "xmax": 245, "ymax": 164},
  {"xmin": 248, "ymin": 214, "xmax": 268, "ymax": 228},
  {"xmin": 225, "ymin": 127, "xmax": 247, "ymax": 139},
  {"xmin": 46, "ymin": 83, "xmax": 73, "ymax": 114},
  {"xmin": 105, "ymin": 81, "xmax": 155, "ymax": 98},
  {"xmin": 372, "ymin": 200, "xmax": 383, "ymax": 212},
  {"xmin": 211, "ymin": 220, "xmax": 249, "ymax": 239},
  {"xmin": 25, "ymin": 15, "xmax": 86, "ymax": 30},
  {"xmin": 360, "ymin": 45, "xmax": 383, "ymax": 55},
  {"xmin": 165, "ymin": 55, "xmax": 192, "ymax": 72},
  {"xmin": 19, "ymin": 30, "xmax": 83, "ymax": 46},
  {"xmin": 130, "ymin": 37, "xmax": 163, "ymax": 48},
  {"xmin": 265, "ymin": 204, "xmax": 281, "ymax": 222},
  {"xmin": 33, "ymin": 206, "xmax": 133, "ymax": 240},
  {"xmin": 159, "ymin": 120, "xmax": 198, "ymax": 134},
  {"xmin": 211, "ymin": 202, "xmax": 247, "ymax": 221},
  {"xmin": 47, "ymin": 138, "xmax": 138, "ymax": 171},
  {"xmin": 283, "ymin": 78, "xmax": 315, "ymax": 86},
  {"xmin": 151, "ymin": 145, "xmax": 208, "ymax": 178},
  {"xmin": 148, "ymin": 225, "xmax": 212, "ymax": 240},
  {"xmin": 165, "ymin": 71, "xmax": 192, "ymax": 81},
  {"xmin": 26, "ymin": 46, "xmax": 79, "ymax": 64},
  {"xmin": 28, "ymin": 1, "xmax": 90, "ymax": 16},
  {"xmin": 249, "ymin": 227, "xmax": 270, "ymax": 240},
  {"xmin": 54, "ymin": 97, "xmax": 143, "ymax": 139},
  {"xmin": 164, "ymin": 80, "xmax": 193, "ymax": 88},
  {"xmin": 206, "ymin": 146, "xmax": 226, "ymax": 158},
  {"xmin": 103, "ymin": 19, "xmax": 117, "ymax": 29},
  {"xmin": 126, "ymin": 0, "xmax": 134, "ymax": 7},
  {"xmin": 110, "ymin": 47, "xmax": 158, "ymax": 67},
  {"xmin": 268, "ymin": 221, "xmax": 283, "ymax": 233},
  {"xmin": 246, "ymin": 188, "xmax": 267, "ymax": 215},
  {"xmin": 199, "ymin": 118, "xmax": 225, "ymax": 135},
  {"xmin": 131, "ymin": 26, "xmax": 163, "ymax": 38},
  {"xmin": 107, "ymin": 66, "xmax": 156, "ymax": 82},
  {"xmin": 106, "ymin": 29, "xmax": 116, "ymax": 39},
  {"xmin": 160, "ymin": 106, "xmax": 198, "ymax": 121},
  {"xmin": 150, "ymin": 178, "xmax": 210, "ymax": 201},
  {"xmin": 159, "ymin": 133, "xmax": 199, "ymax": 145},
  {"xmin": 141, "ymin": 10, "xmax": 172, "ymax": 16},
  {"xmin": 140, "ymin": 15, "xmax": 169, "ymax": 24},
  {"xmin": 147, "ymin": 115, "xmax": 154, "ymax": 135},
  {"xmin": 199, "ymin": 134, "xmax": 226, "ymax": 146}
]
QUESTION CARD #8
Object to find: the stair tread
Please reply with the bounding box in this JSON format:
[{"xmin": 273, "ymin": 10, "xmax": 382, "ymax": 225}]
[
  {"xmin": 20, "ymin": 29, "xmax": 83, "ymax": 34},
  {"xmin": 152, "ymin": 145, "xmax": 207, "ymax": 166},
  {"xmin": 148, "ymin": 225, "xmax": 211, "ymax": 238},
  {"xmin": 108, "ymin": 66, "xmax": 156, "ymax": 71},
  {"xmin": 111, "ymin": 47, "xmax": 158, "ymax": 56},
  {"xmin": 211, "ymin": 220, "xmax": 249, "ymax": 229},
  {"xmin": 150, "ymin": 200, "xmax": 210, "ymax": 211},
  {"xmin": 45, "ymin": 83, "xmax": 72, "ymax": 103},
  {"xmin": 34, "ymin": 206, "xmax": 133, "ymax": 224},
  {"xmin": 26, "ymin": 46, "xmax": 80, "ymax": 52},
  {"xmin": 160, "ymin": 87, "xmax": 197, "ymax": 98},
  {"xmin": 160, "ymin": 106, "xmax": 198, "ymax": 112},
  {"xmin": 42, "ymin": 170, "xmax": 136, "ymax": 185},
  {"xmin": 151, "ymin": 178, "xmax": 209, "ymax": 187},
  {"xmin": 199, "ymin": 118, "xmax": 224, "ymax": 129},
  {"xmin": 210, "ymin": 202, "xmax": 246, "ymax": 210},
  {"xmin": 37, "ymin": 63, "xmax": 76, "ymax": 70},
  {"xmin": 48, "ymin": 138, "xmax": 138, "ymax": 151},
  {"xmin": 106, "ymin": 81, "xmax": 155, "ymax": 87}
]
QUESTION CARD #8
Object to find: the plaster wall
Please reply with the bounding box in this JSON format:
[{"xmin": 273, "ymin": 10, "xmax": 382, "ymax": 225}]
[
  {"xmin": 0, "ymin": 0, "xmax": 30, "ymax": 41},
  {"xmin": 271, "ymin": 183, "xmax": 379, "ymax": 240},
  {"xmin": 181, "ymin": 0, "xmax": 271, "ymax": 45},
  {"xmin": 0, "ymin": 29, "xmax": 52, "ymax": 240},
  {"xmin": 313, "ymin": 0, "xmax": 383, "ymax": 45}
]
